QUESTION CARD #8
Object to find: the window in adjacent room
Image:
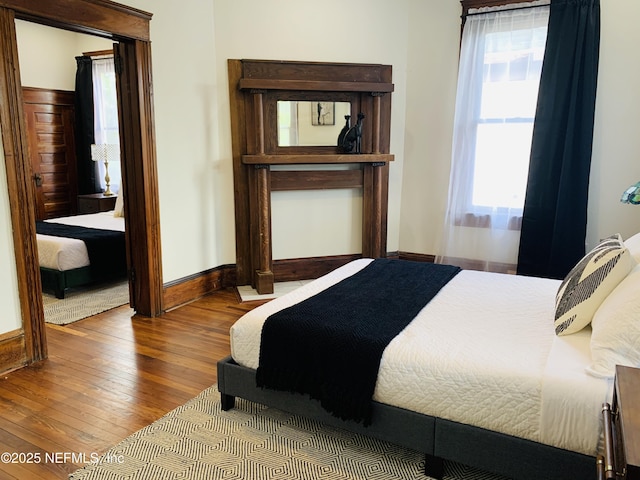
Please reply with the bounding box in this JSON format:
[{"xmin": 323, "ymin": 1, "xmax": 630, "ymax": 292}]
[{"xmin": 91, "ymin": 53, "xmax": 121, "ymax": 194}]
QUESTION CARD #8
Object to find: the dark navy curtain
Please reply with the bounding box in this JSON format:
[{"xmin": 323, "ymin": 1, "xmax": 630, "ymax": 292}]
[
  {"xmin": 74, "ymin": 55, "xmax": 100, "ymax": 194},
  {"xmin": 517, "ymin": 0, "xmax": 601, "ymax": 279}
]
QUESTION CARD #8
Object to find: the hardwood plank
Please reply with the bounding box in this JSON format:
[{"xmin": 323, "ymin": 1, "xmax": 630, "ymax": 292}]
[{"xmin": 0, "ymin": 287, "xmax": 260, "ymax": 478}]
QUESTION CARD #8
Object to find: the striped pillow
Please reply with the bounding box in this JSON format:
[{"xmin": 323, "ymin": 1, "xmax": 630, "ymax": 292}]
[{"xmin": 554, "ymin": 234, "xmax": 634, "ymax": 336}]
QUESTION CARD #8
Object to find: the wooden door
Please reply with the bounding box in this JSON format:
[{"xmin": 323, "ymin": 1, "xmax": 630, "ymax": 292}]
[{"xmin": 23, "ymin": 87, "xmax": 78, "ymax": 220}]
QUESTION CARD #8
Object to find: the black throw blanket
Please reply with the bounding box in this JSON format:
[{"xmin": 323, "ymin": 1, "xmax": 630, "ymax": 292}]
[
  {"xmin": 36, "ymin": 221, "xmax": 126, "ymax": 277},
  {"xmin": 256, "ymin": 259, "xmax": 461, "ymax": 425}
]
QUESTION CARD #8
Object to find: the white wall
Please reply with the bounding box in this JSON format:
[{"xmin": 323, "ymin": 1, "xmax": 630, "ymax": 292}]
[
  {"xmin": 0, "ymin": 131, "xmax": 22, "ymax": 334},
  {"xmin": 16, "ymin": 21, "xmax": 77, "ymax": 90},
  {"xmin": 398, "ymin": 0, "xmax": 461, "ymax": 256},
  {"xmin": 15, "ymin": 20, "xmax": 113, "ymax": 90},
  {"xmin": 588, "ymin": 0, "xmax": 640, "ymax": 248},
  {"xmin": 130, "ymin": 0, "xmax": 223, "ymax": 279}
]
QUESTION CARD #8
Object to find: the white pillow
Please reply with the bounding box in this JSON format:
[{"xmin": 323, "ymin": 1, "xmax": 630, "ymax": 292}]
[
  {"xmin": 586, "ymin": 263, "xmax": 640, "ymax": 378},
  {"xmin": 113, "ymin": 192, "xmax": 124, "ymax": 217},
  {"xmin": 554, "ymin": 234, "xmax": 634, "ymax": 336},
  {"xmin": 624, "ymin": 232, "xmax": 640, "ymax": 263}
]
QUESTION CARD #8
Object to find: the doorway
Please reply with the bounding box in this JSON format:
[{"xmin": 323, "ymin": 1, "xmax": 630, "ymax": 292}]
[
  {"xmin": 0, "ymin": 0, "xmax": 163, "ymax": 372},
  {"xmin": 18, "ymin": 22, "xmax": 128, "ymax": 320}
]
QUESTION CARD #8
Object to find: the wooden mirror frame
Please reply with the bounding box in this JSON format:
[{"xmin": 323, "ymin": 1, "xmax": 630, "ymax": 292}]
[
  {"xmin": 0, "ymin": 0, "xmax": 162, "ymax": 373},
  {"xmin": 229, "ymin": 59, "xmax": 394, "ymax": 294}
]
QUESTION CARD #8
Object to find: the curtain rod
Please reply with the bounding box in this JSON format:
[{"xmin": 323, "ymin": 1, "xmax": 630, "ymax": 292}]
[{"xmin": 464, "ymin": 2, "xmax": 549, "ymax": 18}]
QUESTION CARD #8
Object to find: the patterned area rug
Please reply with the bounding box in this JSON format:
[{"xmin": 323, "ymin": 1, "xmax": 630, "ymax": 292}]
[
  {"xmin": 43, "ymin": 280, "xmax": 131, "ymax": 325},
  {"xmin": 69, "ymin": 385, "xmax": 509, "ymax": 480}
]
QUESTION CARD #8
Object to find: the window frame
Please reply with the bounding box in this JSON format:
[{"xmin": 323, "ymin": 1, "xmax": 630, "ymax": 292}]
[{"xmin": 461, "ymin": 0, "xmax": 533, "ymax": 20}]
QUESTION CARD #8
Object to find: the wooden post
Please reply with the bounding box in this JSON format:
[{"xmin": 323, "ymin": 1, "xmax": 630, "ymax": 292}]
[
  {"xmin": 254, "ymin": 165, "xmax": 274, "ymax": 294},
  {"xmin": 250, "ymin": 90, "xmax": 274, "ymax": 293},
  {"xmin": 372, "ymin": 93, "xmax": 383, "ymax": 154},
  {"xmin": 253, "ymin": 90, "xmax": 265, "ymax": 155}
]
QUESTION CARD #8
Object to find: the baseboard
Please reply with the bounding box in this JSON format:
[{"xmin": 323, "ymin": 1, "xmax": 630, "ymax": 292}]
[
  {"xmin": 396, "ymin": 251, "xmax": 436, "ymax": 263},
  {"xmin": 162, "ymin": 264, "xmax": 236, "ymax": 311},
  {"xmin": 437, "ymin": 255, "xmax": 516, "ymax": 274},
  {"xmin": 0, "ymin": 330, "xmax": 27, "ymax": 376},
  {"xmin": 161, "ymin": 251, "xmax": 436, "ymax": 311}
]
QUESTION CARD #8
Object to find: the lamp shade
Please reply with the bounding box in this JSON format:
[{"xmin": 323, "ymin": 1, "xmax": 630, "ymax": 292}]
[
  {"xmin": 621, "ymin": 181, "xmax": 640, "ymax": 205},
  {"xmin": 89, "ymin": 143, "xmax": 119, "ymax": 196},
  {"xmin": 90, "ymin": 143, "xmax": 119, "ymax": 162}
]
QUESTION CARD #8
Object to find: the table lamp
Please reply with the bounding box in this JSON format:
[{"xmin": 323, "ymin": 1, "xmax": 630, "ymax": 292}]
[{"xmin": 90, "ymin": 143, "xmax": 119, "ymax": 196}]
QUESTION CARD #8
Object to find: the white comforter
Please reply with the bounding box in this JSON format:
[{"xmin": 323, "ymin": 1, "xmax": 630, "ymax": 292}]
[
  {"xmin": 37, "ymin": 211, "xmax": 125, "ymax": 271},
  {"xmin": 230, "ymin": 258, "xmax": 612, "ymax": 456}
]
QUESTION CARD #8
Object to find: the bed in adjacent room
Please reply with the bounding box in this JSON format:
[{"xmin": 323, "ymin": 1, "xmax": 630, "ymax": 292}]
[
  {"xmin": 218, "ymin": 233, "xmax": 640, "ymax": 480},
  {"xmin": 36, "ymin": 203, "xmax": 126, "ymax": 299}
]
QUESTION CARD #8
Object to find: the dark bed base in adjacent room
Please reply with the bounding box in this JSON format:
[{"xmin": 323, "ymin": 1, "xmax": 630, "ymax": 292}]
[
  {"xmin": 40, "ymin": 266, "xmax": 125, "ymax": 299},
  {"xmin": 217, "ymin": 356, "xmax": 595, "ymax": 480}
]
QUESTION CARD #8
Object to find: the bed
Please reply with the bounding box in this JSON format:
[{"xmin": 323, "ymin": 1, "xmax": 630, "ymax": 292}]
[
  {"xmin": 36, "ymin": 205, "xmax": 126, "ymax": 299},
  {"xmin": 218, "ymin": 233, "xmax": 640, "ymax": 480}
]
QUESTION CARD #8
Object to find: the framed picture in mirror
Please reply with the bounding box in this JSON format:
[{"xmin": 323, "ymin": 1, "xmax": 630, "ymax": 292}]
[{"xmin": 311, "ymin": 101, "xmax": 335, "ymax": 126}]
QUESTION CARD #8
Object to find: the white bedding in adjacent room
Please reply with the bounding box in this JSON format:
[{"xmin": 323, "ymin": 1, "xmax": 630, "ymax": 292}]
[
  {"xmin": 37, "ymin": 211, "xmax": 125, "ymax": 271},
  {"xmin": 230, "ymin": 258, "xmax": 613, "ymax": 457}
]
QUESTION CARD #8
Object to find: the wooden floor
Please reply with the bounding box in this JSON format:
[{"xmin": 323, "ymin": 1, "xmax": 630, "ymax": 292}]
[{"xmin": 0, "ymin": 288, "xmax": 267, "ymax": 480}]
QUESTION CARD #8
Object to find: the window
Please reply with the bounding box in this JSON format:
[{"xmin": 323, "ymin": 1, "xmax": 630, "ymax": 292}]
[
  {"xmin": 91, "ymin": 55, "xmax": 121, "ymax": 194},
  {"xmin": 439, "ymin": 2, "xmax": 549, "ymax": 269},
  {"xmin": 471, "ymin": 19, "xmax": 547, "ymax": 211}
]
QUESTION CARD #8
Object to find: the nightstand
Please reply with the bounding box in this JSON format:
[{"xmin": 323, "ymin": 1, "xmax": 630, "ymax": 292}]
[
  {"xmin": 77, "ymin": 193, "xmax": 117, "ymax": 214},
  {"xmin": 600, "ymin": 365, "xmax": 640, "ymax": 479}
]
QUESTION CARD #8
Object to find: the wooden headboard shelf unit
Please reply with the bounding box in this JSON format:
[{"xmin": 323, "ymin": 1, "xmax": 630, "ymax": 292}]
[{"xmin": 229, "ymin": 59, "xmax": 394, "ymax": 294}]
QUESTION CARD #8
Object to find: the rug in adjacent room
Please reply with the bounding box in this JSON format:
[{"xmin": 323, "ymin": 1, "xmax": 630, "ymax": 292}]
[
  {"xmin": 43, "ymin": 280, "xmax": 131, "ymax": 325},
  {"xmin": 69, "ymin": 385, "xmax": 509, "ymax": 480}
]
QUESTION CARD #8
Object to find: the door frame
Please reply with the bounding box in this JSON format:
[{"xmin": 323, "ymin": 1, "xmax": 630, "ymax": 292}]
[{"xmin": 0, "ymin": 0, "xmax": 163, "ymax": 370}]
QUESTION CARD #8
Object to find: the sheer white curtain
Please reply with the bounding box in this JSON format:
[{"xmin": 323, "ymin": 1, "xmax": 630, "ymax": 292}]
[
  {"xmin": 437, "ymin": 1, "xmax": 549, "ymax": 272},
  {"xmin": 92, "ymin": 56, "xmax": 121, "ymax": 194}
]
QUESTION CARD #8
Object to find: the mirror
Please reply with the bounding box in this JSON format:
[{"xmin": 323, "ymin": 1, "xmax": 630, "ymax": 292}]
[{"xmin": 278, "ymin": 101, "xmax": 351, "ymax": 147}]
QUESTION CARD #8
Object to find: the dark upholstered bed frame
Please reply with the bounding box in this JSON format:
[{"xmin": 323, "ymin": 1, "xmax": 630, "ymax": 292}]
[
  {"xmin": 40, "ymin": 266, "xmax": 95, "ymax": 299},
  {"xmin": 40, "ymin": 266, "xmax": 126, "ymax": 299},
  {"xmin": 217, "ymin": 355, "xmax": 595, "ymax": 480},
  {"xmin": 37, "ymin": 220, "xmax": 127, "ymax": 299}
]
